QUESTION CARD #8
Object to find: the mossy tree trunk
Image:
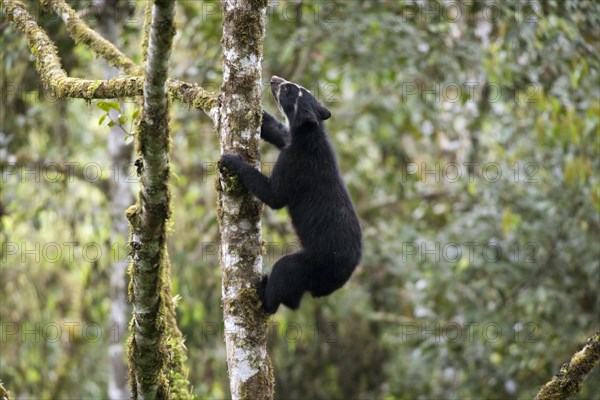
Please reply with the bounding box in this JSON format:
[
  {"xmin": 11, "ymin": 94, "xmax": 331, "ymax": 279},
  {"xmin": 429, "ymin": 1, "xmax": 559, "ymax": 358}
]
[
  {"xmin": 216, "ymin": 0, "xmax": 274, "ymax": 399},
  {"xmin": 125, "ymin": 0, "xmax": 190, "ymax": 398}
]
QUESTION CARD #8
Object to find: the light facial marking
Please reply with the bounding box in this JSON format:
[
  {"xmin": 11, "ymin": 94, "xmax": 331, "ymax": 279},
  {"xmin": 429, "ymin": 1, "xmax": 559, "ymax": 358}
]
[
  {"xmin": 289, "ymin": 85, "xmax": 301, "ymax": 120},
  {"xmin": 276, "ymin": 83, "xmax": 282, "ymax": 102},
  {"xmin": 275, "ymin": 84, "xmax": 289, "ymax": 126},
  {"xmin": 275, "ymin": 80, "xmax": 310, "ymax": 126},
  {"xmin": 293, "ymin": 95, "xmax": 299, "ymax": 117}
]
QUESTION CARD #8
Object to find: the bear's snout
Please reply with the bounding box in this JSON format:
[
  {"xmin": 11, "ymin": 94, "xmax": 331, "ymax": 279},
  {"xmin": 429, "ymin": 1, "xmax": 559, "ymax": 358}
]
[
  {"xmin": 270, "ymin": 75, "xmax": 285, "ymax": 95},
  {"xmin": 271, "ymin": 75, "xmax": 285, "ymax": 85}
]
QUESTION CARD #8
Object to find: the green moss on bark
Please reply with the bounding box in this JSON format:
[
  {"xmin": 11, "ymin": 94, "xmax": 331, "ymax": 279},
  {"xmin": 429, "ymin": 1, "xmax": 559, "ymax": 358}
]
[
  {"xmin": 222, "ymin": 5, "xmax": 265, "ymax": 58},
  {"xmin": 217, "ymin": 0, "xmax": 274, "ymax": 397},
  {"xmin": 534, "ymin": 331, "xmax": 600, "ymax": 400},
  {"xmin": 3, "ymin": 0, "xmax": 218, "ymax": 118},
  {"xmin": 46, "ymin": 0, "xmax": 143, "ymax": 75},
  {"xmin": 124, "ymin": 0, "xmax": 192, "ymax": 397},
  {"xmin": 239, "ymin": 362, "xmax": 274, "ymax": 400},
  {"xmin": 0, "ymin": 381, "xmax": 12, "ymax": 400}
]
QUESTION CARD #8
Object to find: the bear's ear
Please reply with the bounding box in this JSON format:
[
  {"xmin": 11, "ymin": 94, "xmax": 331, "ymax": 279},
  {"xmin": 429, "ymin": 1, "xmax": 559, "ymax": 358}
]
[
  {"xmin": 302, "ymin": 112, "xmax": 320, "ymax": 127},
  {"xmin": 317, "ymin": 104, "xmax": 331, "ymax": 120}
]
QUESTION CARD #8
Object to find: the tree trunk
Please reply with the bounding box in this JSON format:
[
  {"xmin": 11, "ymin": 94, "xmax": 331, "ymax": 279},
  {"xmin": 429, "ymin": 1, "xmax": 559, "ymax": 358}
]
[
  {"xmin": 216, "ymin": 0, "xmax": 274, "ymax": 399},
  {"xmin": 126, "ymin": 1, "xmax": 190, "ymax": 398}
]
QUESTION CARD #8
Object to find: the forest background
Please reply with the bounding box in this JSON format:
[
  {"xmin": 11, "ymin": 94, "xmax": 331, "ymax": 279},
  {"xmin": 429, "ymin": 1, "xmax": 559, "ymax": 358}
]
[{"xmin": 1, "ymin": 1, "xmax": 599, "ymax": 399}]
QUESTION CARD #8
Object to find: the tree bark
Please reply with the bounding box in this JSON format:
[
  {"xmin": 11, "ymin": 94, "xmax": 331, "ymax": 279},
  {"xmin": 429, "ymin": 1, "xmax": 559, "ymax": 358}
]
[
  {"xmin": 216, "ymin": 0, "xmax": 274, "ymax": 399},
  {"xmin": 0, "ymin": 381, "xmax": 12, "ymax": 400},
  {"xmin": 534, "ymin": 331, "xmax": 600, "ymax": 400},
  {"xmin": 2, "ymin": 0, "xmax": 217, "ymax": 112},
  {"xmin": 50, "ymin": 0, "xmax": 143, "ymax": 76},
  {"xmin": 125, "ymin": 1, "xmax": 190, "ymax": 398}
]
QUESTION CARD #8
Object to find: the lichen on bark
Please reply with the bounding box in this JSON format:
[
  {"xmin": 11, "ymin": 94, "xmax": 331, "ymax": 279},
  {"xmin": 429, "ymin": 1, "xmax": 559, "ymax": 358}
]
[
  {"xmin": 2, "ymin": 0, "xmax": 142, "ymax": 98},
  {"xmin": 216, "ymin": 0, "xmax": 274, "ymax": 399},
  {"xmin": 2, "ymin": 0, "xmax": 217, "ymax": 115},
  {"xmin": 44, "ymin": 0, "xmax": 143, "ymax": 76},
  {"xmin": 534, "ymin": 331, "xmax": 600, "ymax": 400},
  {"xmin": 125, "ymin": 0, "xmax": 192, "ymax": 398}
]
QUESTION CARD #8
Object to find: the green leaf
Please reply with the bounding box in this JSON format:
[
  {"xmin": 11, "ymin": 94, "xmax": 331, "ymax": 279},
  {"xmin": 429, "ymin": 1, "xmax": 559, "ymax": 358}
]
[
  {"xmin": 118, "ymin": 115, "xmax": 127, "ymax": 125},
  {"xmin": 98, "ymin": 114, "xmax": 107, "ymax": 126},
  {"xmin": 96, "ymin": 101, "xmax": 111, "ymax": 112},
  {"xmin": 108, "ymin": 121, "xmax": 116, "ymax": 127},
  {"xmin": 105, "ymin": 101, "xmax": 121, "ymax": 111}
]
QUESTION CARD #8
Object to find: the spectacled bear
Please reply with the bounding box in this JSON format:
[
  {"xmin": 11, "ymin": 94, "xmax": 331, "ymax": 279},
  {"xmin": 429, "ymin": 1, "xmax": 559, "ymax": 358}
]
[{"xmin": 219, "ymin": 76, "xmax": 362, "ymax": 314}]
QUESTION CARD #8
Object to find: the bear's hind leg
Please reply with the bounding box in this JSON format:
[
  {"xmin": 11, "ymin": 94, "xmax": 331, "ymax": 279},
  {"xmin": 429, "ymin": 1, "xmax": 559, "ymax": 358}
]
[{"xmin": 259, "ymin": 252, "xmax": 313, "ymax": 314}]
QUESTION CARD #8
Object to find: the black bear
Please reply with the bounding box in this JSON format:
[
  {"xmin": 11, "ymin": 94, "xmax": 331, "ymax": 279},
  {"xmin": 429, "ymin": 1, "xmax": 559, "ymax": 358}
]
[{"xmin": 219, "ymin": 76, "xmax": 362, "ymax": 313}]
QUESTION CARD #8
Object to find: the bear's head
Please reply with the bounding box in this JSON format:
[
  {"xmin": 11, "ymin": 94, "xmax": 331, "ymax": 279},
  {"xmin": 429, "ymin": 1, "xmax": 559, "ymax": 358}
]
[{"xmin": 270, "ymin": 76, "xmax": 331, "ymax": 129}]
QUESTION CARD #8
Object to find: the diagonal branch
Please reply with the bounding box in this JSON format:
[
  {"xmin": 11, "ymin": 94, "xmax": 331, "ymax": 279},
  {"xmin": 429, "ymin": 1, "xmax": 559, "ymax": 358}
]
[
  {"xmin": 2, "ymin": 0, "xmax": 217, "ymax": 115},
  {"xmin": 46, "ymin": 0, "xmax": 143, "ymax": 76},
  {"xmin": 2, "ymin": 0, "xmax": 141, "ymax": 98},
  {"xmin": 168, "ymin": 78, "xmax": 218, "ymax": 122},
  {"xmin": 534, "ymin": 331, "xmax": 600, "ymax": 400}
]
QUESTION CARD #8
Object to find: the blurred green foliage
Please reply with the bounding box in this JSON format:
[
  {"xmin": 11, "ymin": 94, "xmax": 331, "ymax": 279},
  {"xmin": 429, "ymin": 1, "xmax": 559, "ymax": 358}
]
[{"xmin": 1, "ymin": 0, "xmax": 598, "ymax": 399}]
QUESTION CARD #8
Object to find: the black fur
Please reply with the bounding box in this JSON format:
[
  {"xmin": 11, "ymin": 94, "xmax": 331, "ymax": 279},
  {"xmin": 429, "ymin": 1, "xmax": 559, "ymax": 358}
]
[{"xmin": 220, "ymin": 76, "xmax": 362, "ymax": 313}]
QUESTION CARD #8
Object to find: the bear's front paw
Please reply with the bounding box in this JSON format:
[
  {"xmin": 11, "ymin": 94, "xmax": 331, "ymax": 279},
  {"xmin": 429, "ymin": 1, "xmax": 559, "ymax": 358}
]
[
  {"xmin": 262, "ymin": 110, "xmax": 275, "ymax": 124},
  {"xmin": 257, "ymin": 275, "xmax": 270, "ymax": 311},
  {"xmin": 219, "ymin": 154, "xmax": 245, "ymax": 174},
  {"xmin": 258, "ymin": 274, "xmax": 279, "ymax": 314}
]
